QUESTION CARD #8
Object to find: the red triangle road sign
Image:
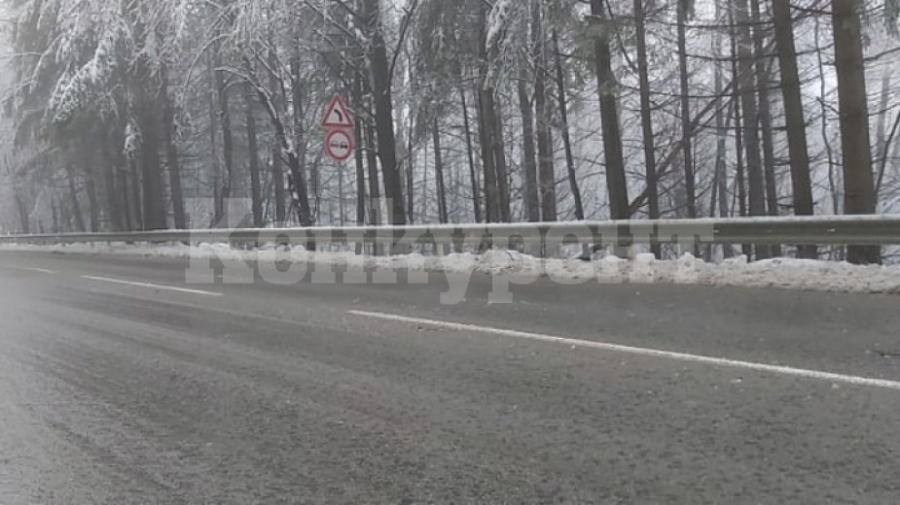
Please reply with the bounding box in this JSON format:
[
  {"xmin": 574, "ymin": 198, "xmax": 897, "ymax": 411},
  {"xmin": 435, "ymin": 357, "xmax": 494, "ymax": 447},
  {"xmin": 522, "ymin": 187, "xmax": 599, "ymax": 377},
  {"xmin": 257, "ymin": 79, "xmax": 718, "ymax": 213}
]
[{"xmin": 321, "ymin": 94, "xmax": 354, "ymax": 129}]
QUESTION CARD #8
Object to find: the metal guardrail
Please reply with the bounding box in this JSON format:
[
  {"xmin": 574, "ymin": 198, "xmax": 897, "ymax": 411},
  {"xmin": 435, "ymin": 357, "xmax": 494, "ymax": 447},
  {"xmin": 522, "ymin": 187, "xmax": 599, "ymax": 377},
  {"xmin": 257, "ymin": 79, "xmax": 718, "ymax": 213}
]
[{"xmin": 2, "ymin": 215, "xmax": 900, "ymax": 247}]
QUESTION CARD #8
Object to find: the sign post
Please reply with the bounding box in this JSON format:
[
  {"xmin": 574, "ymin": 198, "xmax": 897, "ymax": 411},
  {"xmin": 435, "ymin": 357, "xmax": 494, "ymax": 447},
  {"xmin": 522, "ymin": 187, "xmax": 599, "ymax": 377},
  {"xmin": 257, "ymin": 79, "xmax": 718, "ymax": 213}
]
[{"xmin": 321, "ymin": 94, "xmax": 355, "ymax": 164}]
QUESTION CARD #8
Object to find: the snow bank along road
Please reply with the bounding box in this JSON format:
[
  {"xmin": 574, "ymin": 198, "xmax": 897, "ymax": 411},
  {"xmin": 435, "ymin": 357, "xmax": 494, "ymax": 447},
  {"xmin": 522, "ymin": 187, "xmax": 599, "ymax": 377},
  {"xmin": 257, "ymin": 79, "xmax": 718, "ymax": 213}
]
[{"xmin": 1, "ymin": 250, "xmax": 899, "ymax": 504}]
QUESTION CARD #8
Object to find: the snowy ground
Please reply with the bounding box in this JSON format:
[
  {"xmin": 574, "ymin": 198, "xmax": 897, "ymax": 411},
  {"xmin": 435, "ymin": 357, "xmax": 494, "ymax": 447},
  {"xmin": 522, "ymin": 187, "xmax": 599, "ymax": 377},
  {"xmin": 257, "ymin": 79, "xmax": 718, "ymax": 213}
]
[{"xmin": 2, "ymin": 242, "xmax": 899, "ymax": 295}]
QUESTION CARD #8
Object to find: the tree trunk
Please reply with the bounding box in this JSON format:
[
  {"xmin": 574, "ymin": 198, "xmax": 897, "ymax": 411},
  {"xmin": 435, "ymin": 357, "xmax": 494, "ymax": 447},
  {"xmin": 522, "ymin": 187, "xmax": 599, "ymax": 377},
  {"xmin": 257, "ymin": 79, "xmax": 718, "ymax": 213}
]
[
  {"xmin": 270, "ymin": 135, "xmax": 286, "ymax": 224},
  {"xmin": 64, "ymin": 191, "xmax": 75, "ymax": 232},
  {"xmin": 136, "ymin": 77, "xmax": 168, "ymax": 233},
  {"xmin": 535, "ymin": 86, "xmax": 556, "ymax": 222},
  {"xmin": 289, "ymin": 54, "xmax": 313, "ymax": 226},
  {"xmin": 477, "ymin": 2, "xmax": 501, "ymax": 225},
  {"xmin": 490, "ymin": 95, "xmax": 511, "ymax": 223},
  {"xmin": 352, "ymin": 73, "xmax": 375, "ymax": 227},
  {"xmin": 433, "ymin": 116, "xmax": 449, "ymax": 224},
  {"xmin": 161, "ymin": 67, "xmax": 186, "ymax": 230},
  {"xmin": 363, "ymin": 0, "xmax": 405, "ymax": 226},
  {"xmin": 633, "ymin": 0, "xmax": 660, "ymax": 257},
  {"xmin": 875, "ymin": 68, "xmax": 892, "ymax": 159},
  {"xmin": 268, "ymin": 48, "xmax": 287, "ymax": 225},
  {"xmin": 285, "ymin": 152, "xmax": 314, "ymax": 228},
  {"xmin": 450, "ymin": 152, "xmax": 461, "ymax": 224},
  {"xmin": 876, "ymin": 93, "xmax": 900, "ymax": 200},
  {"xmin": 814, "ymin": 16, "xmax": 841, "ymax": 217},
  {"xmin": 874, "ymin": 67, "xmax": 892, "ymax": 200},
  {"xmin": 419, "ymin": 134, "xmax": 427, "ymax": 222},
  {"xmin": 831, "ymin": 0, "xmax": 880, "ymax": 264},
  {"xmin": 889, "ymin": 131, "xmax": 900, "ymax": 185},
  {"xmin": 677, "ymin": 0, "xmax": 697, "ymax": 220},
  {"xmin": 163, "ymin": 112, "xmax": 185, "ymax": 230},
  {"xmin": 405, "ymin": 120, "xmax": 415, "ymax": 223},
  {"xmin": 365, "ymin": 120, "xmax": 384, "ymax": 255},
  {"xmin": 207, "ymin": 53, "xmax": 223, "ymax": 226},
  {"xmin": 552, "ymin": 29, "xmax": 585, "ymax": 221},
  {"xmin": 751, "ymin": 0, "xmax": 779, "ymax": 219},
  {"xmin": 534, "ymin": 1, "xmax": 556, "ymax": 222},
  {"xmin": 252, "ymin": 75, "xmax": 313, "ymax": 230},
  {"xmin": 590, "ymin": 0, "xmax": 629, "ymax": 221},
  {"xmin": 215, "ymin": 54, "xmax": 235, "ymax": 226},
  {"xmin": 140, "ymin": 133, "xmax": 167, "ymax": 230},
  {"xmin": 101, "ymin": 141, "xmax": 122, "ymax": 231},
  {"xmin": 139, "ymin": 129, "xmax": 167, "ymax": 230},
  {"xmin": 731, "ymin": 17, "xmax": 751, "ymax": 258},
  {"xmin": 66, "ymin": 163, "xmax": 87, "ymax": 233},
  {"xmin": 477, "ymin": 85, "xmax": 499, "ymax": 223},
  {"xmin": 460, "ymin": 84, "xmax": 483, "ymax": 223},
  {"xmin": 517, "ymin": 77, "xmax": 541, "ymax": 222},
  {"xmin": 735, "ymin": 101, "xmax": 751, "ymax": 259},
  {"xmin": 128, "ymin": 159, "xmax": 143, "ymax": 230},
  {"xmin": 733, "ymin": 0, "xmax": 768, "ymax": 258},
  {"xmin": 13, "ymin": 189, "xmax": 29, "ymax": 234},
  {"xmin": 131, "ymin": 22, "xmax": 166, "ymax": 231},
  {"xmin": 773, "ymin": 0, "xmax": 816, "ymax": 258},
  {"xmin": 354, "ymin": 99, "xmax": 367, "ymax": 228},
  {"xmin": 480, "ymin": 0, "xmax": 512, "ymax": 226},
  {"xmin": 714, "ymin": 0, "xmax": 733, "ymax": 258},
  {"xmin": 365, "ymin": 122, "xmax": 382, "ymax": 226},
  {"xmin": 51, "ymin": 196, "xmax": 59, "ymax": 234},
  {"xmin": 244, "ymin": 80, "xmax": 263, "ymax": 228},
  {"xmin": 119, "ymin": 165, "xmax": 131, "ymax": 230},
  {"xmin": 708, "ymin": 145, "xmax": 720, "ymax": 260},
  {"xmin": 84, "ymin": 165, "xmax": 99, "ymax": 233}
]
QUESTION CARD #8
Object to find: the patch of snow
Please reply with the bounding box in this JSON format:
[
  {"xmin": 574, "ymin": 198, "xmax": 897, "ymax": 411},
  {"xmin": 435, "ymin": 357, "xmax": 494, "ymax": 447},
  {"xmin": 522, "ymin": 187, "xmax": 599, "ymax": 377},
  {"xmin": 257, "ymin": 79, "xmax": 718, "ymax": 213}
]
[
  {"xmin": 2, "ymin": 243, "xmax": 900, "ymax": 295},
  {"xmin": 634, "ymin": 253, "xmax": 657, "ymax": 263},
  {"xmin": 485, "ymin": 0, "xmax": 513, "ymax": 49}
]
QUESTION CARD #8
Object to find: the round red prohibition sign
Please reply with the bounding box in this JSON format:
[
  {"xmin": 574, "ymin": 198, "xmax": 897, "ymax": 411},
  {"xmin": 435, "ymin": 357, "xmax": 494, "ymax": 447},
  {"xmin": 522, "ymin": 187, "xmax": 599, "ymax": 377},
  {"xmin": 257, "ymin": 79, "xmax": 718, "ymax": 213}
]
[{"xmin": 324, "ymin": 129, "xmax": 354, "ymax": 163}]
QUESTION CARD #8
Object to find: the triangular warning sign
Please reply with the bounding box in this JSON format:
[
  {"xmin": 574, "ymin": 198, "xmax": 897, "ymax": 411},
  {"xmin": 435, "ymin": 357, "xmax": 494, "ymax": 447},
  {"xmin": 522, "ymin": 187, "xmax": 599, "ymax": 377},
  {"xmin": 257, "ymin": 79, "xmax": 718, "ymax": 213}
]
[{"xmin": 321, "ymin": 95, "xmax": 354, "ymax": 128}]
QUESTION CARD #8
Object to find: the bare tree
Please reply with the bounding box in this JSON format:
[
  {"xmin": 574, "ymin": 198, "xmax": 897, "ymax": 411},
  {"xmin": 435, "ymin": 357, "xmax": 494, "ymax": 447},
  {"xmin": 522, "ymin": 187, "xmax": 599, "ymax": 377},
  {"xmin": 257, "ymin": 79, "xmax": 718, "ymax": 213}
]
[
  {"xmin": 831, "ymin": 0, "xmax": 880, "ymax": 264},
  {"xmin": 773, "ymin": 0, "xmax": 816, "ymax": 258}
]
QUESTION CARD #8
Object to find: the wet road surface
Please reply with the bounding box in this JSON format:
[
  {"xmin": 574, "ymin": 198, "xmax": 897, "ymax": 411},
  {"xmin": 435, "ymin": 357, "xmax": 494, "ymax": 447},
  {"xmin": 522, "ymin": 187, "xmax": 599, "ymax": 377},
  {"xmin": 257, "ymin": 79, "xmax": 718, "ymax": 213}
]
[{"xmin": 1, "ymin": 251, "xmax": 899, "ymax": 504}]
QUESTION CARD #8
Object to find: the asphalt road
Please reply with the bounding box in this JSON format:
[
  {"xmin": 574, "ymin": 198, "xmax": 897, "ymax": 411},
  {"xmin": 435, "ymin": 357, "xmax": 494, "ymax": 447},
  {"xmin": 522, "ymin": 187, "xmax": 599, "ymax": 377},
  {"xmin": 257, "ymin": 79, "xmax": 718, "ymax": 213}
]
[{"xmin": 1, "ymin": 250, "xmax": 899, "ymax": 504}]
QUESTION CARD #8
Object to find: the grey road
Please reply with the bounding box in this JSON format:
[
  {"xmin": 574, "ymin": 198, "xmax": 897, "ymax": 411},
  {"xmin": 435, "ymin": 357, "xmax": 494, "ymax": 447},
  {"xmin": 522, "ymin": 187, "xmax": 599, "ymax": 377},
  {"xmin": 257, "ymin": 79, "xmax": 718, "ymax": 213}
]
[{"xmin": 1, "ymin": 250, "xmax": 899, "ymax": 504}]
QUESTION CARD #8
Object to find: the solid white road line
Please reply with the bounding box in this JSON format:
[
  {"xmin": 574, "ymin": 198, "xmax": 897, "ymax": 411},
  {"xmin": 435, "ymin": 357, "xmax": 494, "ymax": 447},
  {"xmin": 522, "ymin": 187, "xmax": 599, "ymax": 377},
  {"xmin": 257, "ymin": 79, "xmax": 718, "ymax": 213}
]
[
  {"xmin": 81, "ymin": 275, "xmax": 223, "ymax": 297},
  {"xmin": 348, "ymin": 310, "xmax": 900, "ymax": 391},
  {"xmin": 6, "ymin": 266, "xmax": 57, "ymax": 274}
]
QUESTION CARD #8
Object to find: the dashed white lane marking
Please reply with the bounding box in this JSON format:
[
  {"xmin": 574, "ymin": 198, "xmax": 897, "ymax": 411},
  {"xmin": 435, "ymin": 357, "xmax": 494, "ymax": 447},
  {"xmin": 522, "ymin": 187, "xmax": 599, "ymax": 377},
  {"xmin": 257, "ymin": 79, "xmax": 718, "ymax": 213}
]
[
  {"xmin": 6, "ymin": 266, "xmax": 57, "ymax": 274},
  {"xmin": 348, "ymin": 310, "xmax": 900, "ymax": 391},
  {"xmin": 81, "ymin": 275, "xmax": 223, "ymax": 297}
]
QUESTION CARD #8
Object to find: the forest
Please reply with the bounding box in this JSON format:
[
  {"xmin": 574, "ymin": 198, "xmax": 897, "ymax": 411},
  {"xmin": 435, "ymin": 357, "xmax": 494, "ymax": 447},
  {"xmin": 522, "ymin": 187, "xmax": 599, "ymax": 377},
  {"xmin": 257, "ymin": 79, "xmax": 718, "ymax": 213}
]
[{"xmin": 0, "ymin": 0, "xmax": 898, "ymax": 264}]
